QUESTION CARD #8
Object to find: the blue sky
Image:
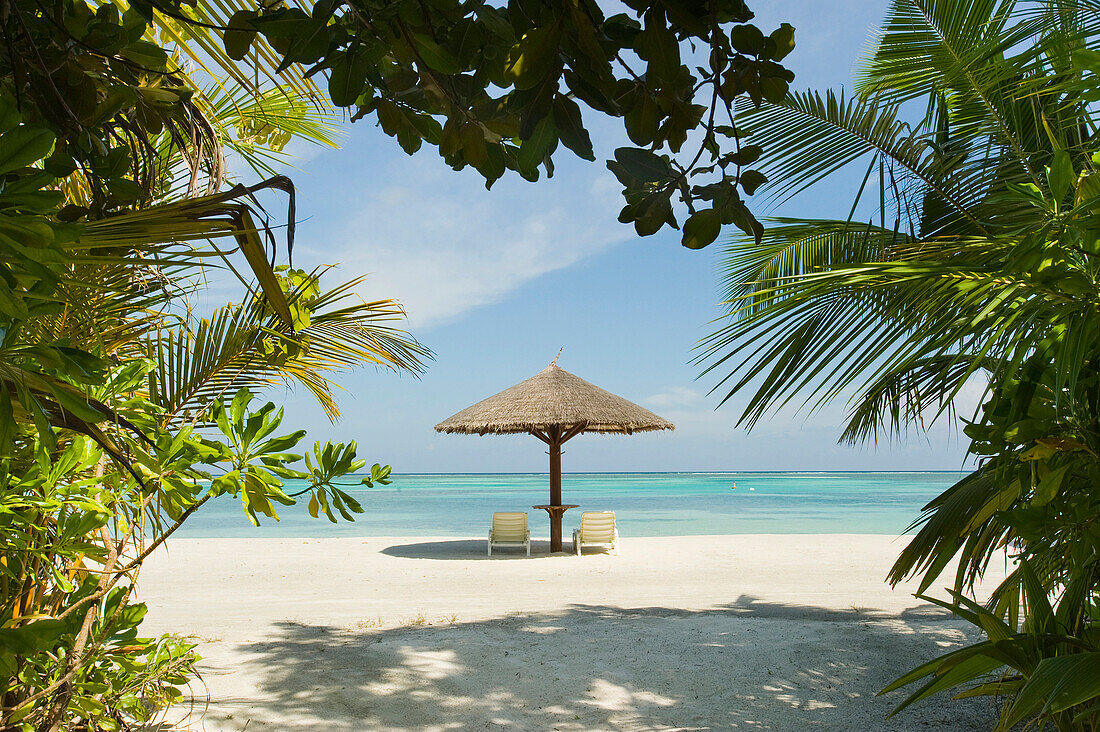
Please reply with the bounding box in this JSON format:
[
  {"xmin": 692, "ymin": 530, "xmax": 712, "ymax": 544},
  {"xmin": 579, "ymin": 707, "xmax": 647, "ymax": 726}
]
[{"xmin": 264, "ymin": 0, "xmax": 980, "ymax": 473}]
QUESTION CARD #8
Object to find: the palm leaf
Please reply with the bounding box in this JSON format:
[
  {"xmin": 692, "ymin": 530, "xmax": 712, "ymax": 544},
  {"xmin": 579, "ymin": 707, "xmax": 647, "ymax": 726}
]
[
  {"xmin": 78, "ymin": 176, "xmax": 301, "ymax": 328},
  {"xmin": 736, "ymin": 91, "xmax": 999, "ymax": 234},
  {"xmin": 856, "ymin": 0, "xmax": 1048, "ymax": 185},
  {"xmin": 148, "ymin": 273, "xmax": 429, "ymax": 423}
]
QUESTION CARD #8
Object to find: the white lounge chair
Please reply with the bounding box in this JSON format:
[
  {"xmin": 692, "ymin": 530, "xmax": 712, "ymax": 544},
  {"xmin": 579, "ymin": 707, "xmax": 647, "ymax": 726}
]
[
  {"xmin": 573, "ymin": 511, "xmax": 619, "ymax": 555},
  {"xmin": 488, "ymin": 512, "xmax": 530, "ymax": 557}
]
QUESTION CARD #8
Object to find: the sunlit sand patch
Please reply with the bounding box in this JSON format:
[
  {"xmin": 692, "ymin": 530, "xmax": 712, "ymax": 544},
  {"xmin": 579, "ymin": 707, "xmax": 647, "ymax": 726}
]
[
  {"xmin": 584, "ymin": 678, "xmax": 677, "ymax": 711},
  {"xmin": 364, "ymin": 647, "xmax": 467, "ymax": 697},
  {"xmin": 518, "ymin": 625, "xmax": 565, "ymax": 634},
  {"xmin": 781, "ymin": 696, "xmax": 837, "ymax": 710}
]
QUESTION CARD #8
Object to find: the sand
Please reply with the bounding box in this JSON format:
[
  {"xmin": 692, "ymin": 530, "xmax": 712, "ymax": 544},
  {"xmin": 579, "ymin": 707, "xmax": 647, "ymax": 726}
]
[{"xmin": 136, "ymin": 535, "xmax": 1009, "ymax": 730}]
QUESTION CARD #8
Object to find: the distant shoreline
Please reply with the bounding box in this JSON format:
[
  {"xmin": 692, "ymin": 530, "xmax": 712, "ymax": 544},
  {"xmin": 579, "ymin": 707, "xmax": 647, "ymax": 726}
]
[{"xmin": 181, "ymin": 472, "xmax": 963, "ymax": 538}]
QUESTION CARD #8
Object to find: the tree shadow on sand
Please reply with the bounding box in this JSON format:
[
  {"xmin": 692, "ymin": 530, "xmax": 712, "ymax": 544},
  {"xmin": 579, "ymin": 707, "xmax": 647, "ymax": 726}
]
[
  {"xmin": 380, "ymin": 538, "xmax": 619, "ymax": 559},
  {"xmin": 172, "ymin": 597, "xmax": 1000, "ymax": 731},
  {"xmin": 381, "ymin": 538, "xmax": 563, "ymax": 559}
]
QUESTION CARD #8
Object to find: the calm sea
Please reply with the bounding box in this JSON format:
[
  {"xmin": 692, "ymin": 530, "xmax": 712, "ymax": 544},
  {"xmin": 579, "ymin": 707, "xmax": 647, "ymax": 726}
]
[{"xmin": 175, "ymin": 472, "xmax": 966, "ymax": 538}]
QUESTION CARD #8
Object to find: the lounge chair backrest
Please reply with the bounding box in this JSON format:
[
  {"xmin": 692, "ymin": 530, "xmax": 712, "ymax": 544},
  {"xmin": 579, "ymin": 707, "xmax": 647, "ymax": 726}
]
[
  {"xmin": 491, "ymin": 512, "xmax": 528, "ymax": 541},
  {"xmin": 579, "ymin": 511, "xmax": 616, "ymax": 542}
]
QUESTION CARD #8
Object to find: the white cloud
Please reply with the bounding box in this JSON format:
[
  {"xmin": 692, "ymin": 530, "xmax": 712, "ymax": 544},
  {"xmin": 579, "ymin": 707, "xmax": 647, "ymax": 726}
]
[
  {"xmin": 644, "ymin": 386, "xmax": 706, "ymax": 408},
  {"xmin": 299, "ymin": 156, "xmax": 630, "ymax": 330}
]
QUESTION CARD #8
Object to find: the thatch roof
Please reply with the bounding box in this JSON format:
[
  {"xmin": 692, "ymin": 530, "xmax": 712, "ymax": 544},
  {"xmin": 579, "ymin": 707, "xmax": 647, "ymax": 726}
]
[{"xmin": 434, "ymin": 363, "xmax": 675, "ymax": 435}]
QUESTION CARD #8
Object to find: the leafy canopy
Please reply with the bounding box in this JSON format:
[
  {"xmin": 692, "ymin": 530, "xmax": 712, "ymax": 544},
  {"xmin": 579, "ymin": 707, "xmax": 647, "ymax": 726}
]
[
  {"xmin": 697, "ymin": 0, "xmax": 1100, "ymax": 728},
  {"xmin": 0, "ymin": 0, "xmax": 427, "ymax": 727},
  {"xmin": 191, "ymin": 0, "xmax": 795, "ymax": 248}
]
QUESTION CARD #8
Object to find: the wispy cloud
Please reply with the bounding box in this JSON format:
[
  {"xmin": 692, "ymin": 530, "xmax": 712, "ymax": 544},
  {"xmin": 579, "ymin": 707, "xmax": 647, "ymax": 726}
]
[
  {"xmin": 300, "ymin": 156, "xmax": 630, "ymax": 330},
  {"xmin": 644, "ymin": 386, "xmax": 705, "ymax": 409}
]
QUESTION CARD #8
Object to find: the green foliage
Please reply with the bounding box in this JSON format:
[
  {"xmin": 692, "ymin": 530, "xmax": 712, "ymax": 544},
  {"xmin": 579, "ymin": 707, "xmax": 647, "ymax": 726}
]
[
  {"xmin": 0, "ymin": 436, "xmax": 203, "ymax": 730},
  {"xmin": 698, "ymin": 0, "xmax": 1100, "ymax": 728},
  {"xmin": 204, "ymin": 0, "xmax": 794, "ymax": 247},
  {"xmin": 1, "ymin": 379, "xmax": 393, "ymax": 729},
  {"xmin": 191, "ymin": 387, "xmax": 383, "ymax": 527},
  {"xmin": 301, "ymin": 441, "xmax": 391, "ymax": 523},
  {"xmin": 880, "ymin": 563, "xmax": 1100, "ymax": 731},
  {"xmin": 209, "ymin": 388, "xmax": 305, "ymax": 525},
  {"xmin": 0, "ymin": 0, "xmax": 424, "ymax": 728}
]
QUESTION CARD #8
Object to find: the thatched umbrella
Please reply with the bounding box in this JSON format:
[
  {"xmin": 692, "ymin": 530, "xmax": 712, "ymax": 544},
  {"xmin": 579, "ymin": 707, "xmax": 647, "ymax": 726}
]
[{"xmin": 434, "ymin": 360, "xmax": 674, "ymax": 552}]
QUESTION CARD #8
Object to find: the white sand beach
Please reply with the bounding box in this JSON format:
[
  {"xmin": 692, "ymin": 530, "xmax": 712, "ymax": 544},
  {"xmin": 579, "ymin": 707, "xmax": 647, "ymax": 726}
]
[{"xmin": 137, "ymin": 534, "xmax": 1009, "ymax": 731}]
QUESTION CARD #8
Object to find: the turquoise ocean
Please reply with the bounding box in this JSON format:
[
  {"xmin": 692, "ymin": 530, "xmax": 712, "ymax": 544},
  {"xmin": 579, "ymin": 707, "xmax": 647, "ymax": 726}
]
[{"xmin": 176, "ymin": 472, "xmax": 967, "ymax": 538}]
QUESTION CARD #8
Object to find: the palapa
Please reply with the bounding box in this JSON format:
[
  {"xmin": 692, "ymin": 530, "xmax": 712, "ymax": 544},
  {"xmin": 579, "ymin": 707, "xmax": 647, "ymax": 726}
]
[{"xmin": 435, "ymin": 361, "xmax": 674, "ymax": 552}]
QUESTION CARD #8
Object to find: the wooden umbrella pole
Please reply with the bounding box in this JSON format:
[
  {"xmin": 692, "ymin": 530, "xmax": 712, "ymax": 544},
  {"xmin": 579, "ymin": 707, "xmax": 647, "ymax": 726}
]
[{"xmin": 548, "ymin": 425, "xmax": 563, "ymax": 552}]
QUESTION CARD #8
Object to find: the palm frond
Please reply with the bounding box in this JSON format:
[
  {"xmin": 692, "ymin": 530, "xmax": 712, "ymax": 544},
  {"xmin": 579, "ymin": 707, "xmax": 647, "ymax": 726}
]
[
  {"xmin": 717, "ymin": 218, "xmax": 918, "ymax": 317},
  {"xmin": 839, "ymin": 354, "xmax": 986, "ymax": 443},
  {"xmin": 78, "ymin": 176, "xmax": 301, "ymax": 328},
  {"xmin": 887, "ymin": 460, "xmax": 1016, "ymax": 592},
  {"xmin": 856, "ymin": 0, "xmax": 1086, "ymax": 187},
  {"xmin": 700, "ymin": 238, "xmax": 1074, "ymax": 430},
  {"xmin": 737, "ymin": 91, "xmax": 997, "ymax": 234},
  {"xmin": 148, "ymin": 273, "xmax": 430, "ymax": 423},
  {"xmin": 154, "ymin": 0, "xmax": 324, "ymax": 104},
  {"xmin": 856, "ymin": 0, "xmax": 1021, "ymax": 104}
]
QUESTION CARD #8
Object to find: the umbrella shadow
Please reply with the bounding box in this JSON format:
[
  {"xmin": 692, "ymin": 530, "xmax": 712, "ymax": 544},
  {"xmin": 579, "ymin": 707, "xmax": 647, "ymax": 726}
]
[
  {"xmin": 380, "ymin": 538, "xmax": 614, "ymax": 560},
  {"xmin": 166, "ymin": 597, "xmax": 998, "ymax": 731}
]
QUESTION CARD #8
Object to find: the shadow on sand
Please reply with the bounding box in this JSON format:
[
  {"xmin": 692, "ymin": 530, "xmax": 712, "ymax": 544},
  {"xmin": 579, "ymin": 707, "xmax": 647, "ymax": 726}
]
[
  {"xmin": 170, "ymin": 596, "xmax": 999, "ymax": 731},
  {"xmin": 380, "ymin": 538, "xmax": 613, "ymax": 560}
]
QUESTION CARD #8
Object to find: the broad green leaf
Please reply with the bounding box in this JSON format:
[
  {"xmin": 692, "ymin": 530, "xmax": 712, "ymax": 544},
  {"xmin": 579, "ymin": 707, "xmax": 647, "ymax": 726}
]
[
  {"xmin": 769, "ymin": 23, "xmax": 795, "ymax": 61},
  {"xmin": 731, "ymin": 24, "xmax": 765, "ymax": 55},
  {"xmin": 725, "ymin": 145, "xmax": 763, "ymax": 166},
  {"xmin": 624, "ymin": 92, "xmax": 660, "ymax": 146},
  {"xmin": 377, "ymin": 101, "xmax": 425, "ymax": 155},
  {"xmin": 229, "ymin": 388, "xmax": 252, "ymax": 427},
  {"xmin": 1032, "ymin": 464, "xmax": 1067, "ymax": 506},
  {"xmin": 0, "ymin": 619, "xmax": 71, "ymax": 654},
  {"xmin": 1072, "ymin": 48, "xmax": 1100, "ymax": 73},
  {"xmin": 120, "ymin": 40, "xmax": 168, "ymax": 71},
  {"xmin": 760, "ymin": 76, "xmax": 789, "ymax": 103},
  {"xmin": 48, "ymin": 384, "xmax": 107, "ymax": 424},
  {"xmin": 612, "ymin": 147, "xmax": 673, "ymax": 183},
  {"xmin": 552, "ymin": 96, "xmax": 594, "ymax": 161},
  {"xmin": 412, "ymin": 34, "xmax": 462, "ymax": 74},
  {"xmin": 476, "ymin": 6, "xmax": 514, "ymax": 42},
  {"xmin": 329, "ymin": 46, "xmax": 371, "ymax": 107},
  {"xmin": 505, "ymin": 27, "xmax": 560, "ymax": 91},
  {"xmin": 0, "ymin": 127, "xmax": 55, "ymax": 174},
  {"xmin": 634, "ymin": 16, "xmax": 680, "ymax": 82},
  {"xmin": 518, "ymin": 115, "xmax": 556, "ymax": 172},
  {"xmin": 683, "ymin": 208, "xmax": 722, "ymax": 249},
  {"xmin": 738, "ymin": 169, "xmax": 767, "ymax": 195},
  {"xmin": 630, "ymin": 191, "xmax": 675, "ymax": 236}
]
